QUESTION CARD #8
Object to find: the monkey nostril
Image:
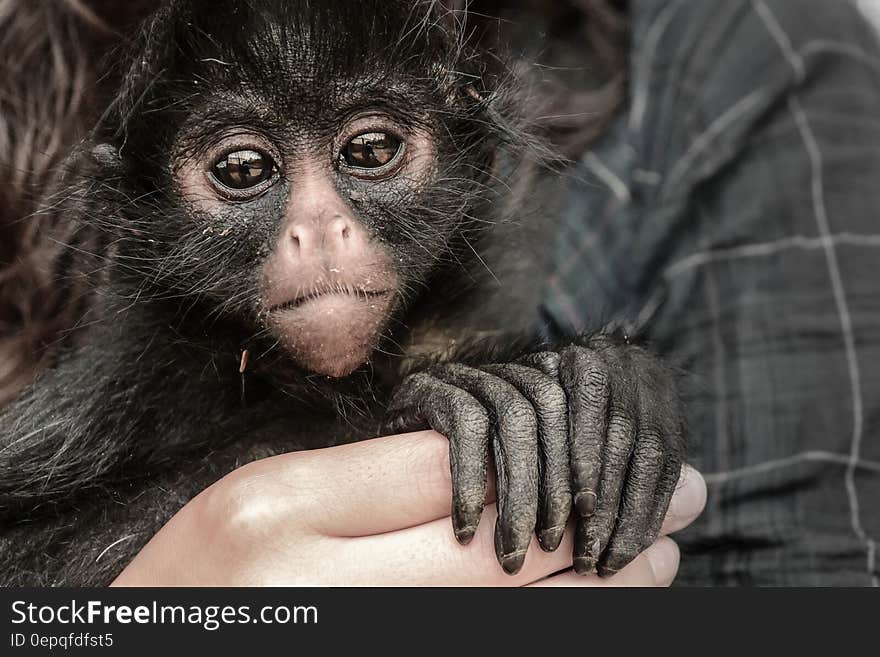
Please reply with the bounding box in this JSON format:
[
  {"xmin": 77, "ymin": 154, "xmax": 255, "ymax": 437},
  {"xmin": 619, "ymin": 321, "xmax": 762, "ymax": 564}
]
[
  {"xmin": 327, "ymin": 217, "xmax": 352, "ymax": 245},
  {"xmin": 288, "ymin": 225, "xmax": 309, "ymax": 255}
]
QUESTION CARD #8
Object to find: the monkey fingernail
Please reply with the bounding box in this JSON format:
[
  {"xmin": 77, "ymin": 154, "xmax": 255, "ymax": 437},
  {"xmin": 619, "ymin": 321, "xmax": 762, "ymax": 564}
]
[
  {"xmin": 494, "ymin": 523, "xmax": 529, "ymax": 574},
  {"xmin": 574, "ymin": 491, "xmax": 597, "ymax": 516},
  {"xmin": 573, "ymin": 556, "xmax": 596, "ymax": 575},
  {"xmin": 596, "ymin": 564, "xmax": 619, "ymax": 578},
  {"xmin": 453, "ymin": 504, "xmax": 482, "ymax": 544},
  {"xmin": 537, "ymin": 525, "xmax": 565, "ymax": 551},
  {"xmin": 454, "ymin": 525, "xmax": 477, "ymax": 545},
  {"xmin": 499, "ymin": 550, "xmax": 527, "ymax": 575}
]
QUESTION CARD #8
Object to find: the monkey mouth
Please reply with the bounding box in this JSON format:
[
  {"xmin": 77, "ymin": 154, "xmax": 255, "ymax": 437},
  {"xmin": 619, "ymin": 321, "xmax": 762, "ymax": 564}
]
[
  {"xmin": 264, "ymin": 285, "xmax": 396, "ymax": 378},
  {"xmin": 268, "ymin": 288, "xmax": 391, "ymax": 313}
]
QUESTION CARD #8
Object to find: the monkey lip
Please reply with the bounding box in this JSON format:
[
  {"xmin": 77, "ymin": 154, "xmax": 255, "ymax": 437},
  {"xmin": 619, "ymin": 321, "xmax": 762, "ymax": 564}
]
[
  {"xmin": 265, "ymin": 288, "xmax": 396, "ymax": 378},
  {"xmin": 268, "ymin": 289, "xmax": 391, "ymax": 313}
]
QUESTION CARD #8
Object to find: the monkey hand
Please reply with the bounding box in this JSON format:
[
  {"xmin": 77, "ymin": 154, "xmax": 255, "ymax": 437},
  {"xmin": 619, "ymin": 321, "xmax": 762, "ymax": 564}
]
[{"xmin": 385, "ymin": 335, "xmax": 685, "ymax": 576}]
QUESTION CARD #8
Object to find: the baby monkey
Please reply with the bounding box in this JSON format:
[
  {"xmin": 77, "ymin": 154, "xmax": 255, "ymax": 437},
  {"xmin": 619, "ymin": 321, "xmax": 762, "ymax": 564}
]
[{"xmin": 0, "ymin": 0, "xmax": 684, "ymax": 584}]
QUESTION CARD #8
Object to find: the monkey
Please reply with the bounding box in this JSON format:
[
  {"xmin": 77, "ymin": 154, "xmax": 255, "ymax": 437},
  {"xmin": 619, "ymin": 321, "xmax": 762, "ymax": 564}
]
[{"xmin": 0, "ymin": 0, "xmax": 684, "ymax": 586}]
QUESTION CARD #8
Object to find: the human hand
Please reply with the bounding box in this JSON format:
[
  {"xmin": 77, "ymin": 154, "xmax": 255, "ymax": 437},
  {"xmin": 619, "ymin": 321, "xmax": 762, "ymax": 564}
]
[{"xmin": 111, "ymin": 431, "xmax": 705, "ymax": 586}]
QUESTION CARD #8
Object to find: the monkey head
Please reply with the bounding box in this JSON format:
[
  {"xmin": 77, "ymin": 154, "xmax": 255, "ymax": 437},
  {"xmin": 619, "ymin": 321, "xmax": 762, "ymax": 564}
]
[{"xmin": 95, "ymin": 0, "xmax": 510, "ymax": 379}]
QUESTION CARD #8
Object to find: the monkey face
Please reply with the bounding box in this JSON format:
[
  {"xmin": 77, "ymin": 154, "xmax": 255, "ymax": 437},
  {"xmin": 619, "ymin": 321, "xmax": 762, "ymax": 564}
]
[
  {"xmin": 108, "ymin": 0, "xmax": 504, "ymax": 379},
  {"xmin": 174, "ymin": 117, "xmax": 441, "ymax": 377}
]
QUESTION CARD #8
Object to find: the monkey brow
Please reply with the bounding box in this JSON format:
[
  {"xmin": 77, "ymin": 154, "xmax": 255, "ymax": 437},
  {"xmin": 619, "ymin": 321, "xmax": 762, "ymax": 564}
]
[{"xmin": 176, "ymin": 83, "xmax": 436, "ymax": 144}]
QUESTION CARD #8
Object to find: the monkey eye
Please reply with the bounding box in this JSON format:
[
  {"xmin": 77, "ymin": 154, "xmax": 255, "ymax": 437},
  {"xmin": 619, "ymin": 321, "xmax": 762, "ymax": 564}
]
[
  {"xmin": 340, "ymin": 132, "xmax": 403, "ymax": 171},
  {"xmin": 210, "ymin": 149, "xmax": 277, "ymax": 191}
]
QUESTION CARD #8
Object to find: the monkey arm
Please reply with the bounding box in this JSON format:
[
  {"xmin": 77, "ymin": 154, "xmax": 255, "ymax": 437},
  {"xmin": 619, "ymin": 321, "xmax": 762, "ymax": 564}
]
[
  {"xmin": 386, "ymin": 334, "xmax": 685, "ymax": 576},
  {"xmin": 0, "ymin": 302, "xmax": 244, "ymax": 521}
]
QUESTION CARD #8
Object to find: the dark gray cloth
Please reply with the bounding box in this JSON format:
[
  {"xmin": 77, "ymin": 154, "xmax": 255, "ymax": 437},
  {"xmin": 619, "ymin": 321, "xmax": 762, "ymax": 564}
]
[{"xmin": 544, "ymin": 0, "xmax": 880, "ymax": 585}]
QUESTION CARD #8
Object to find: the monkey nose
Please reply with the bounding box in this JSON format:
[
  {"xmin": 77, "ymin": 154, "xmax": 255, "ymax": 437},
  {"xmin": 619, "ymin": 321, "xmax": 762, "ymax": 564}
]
[{"xmin": 287, "ymin": 216, "xmax": 353, "ymax": 258}]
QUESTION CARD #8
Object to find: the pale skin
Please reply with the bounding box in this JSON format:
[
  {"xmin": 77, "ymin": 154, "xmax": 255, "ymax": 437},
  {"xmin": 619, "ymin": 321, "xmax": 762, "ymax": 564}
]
[{"xmin": 112, "ymin": 431, "xmax": 706, "ymax": 587}]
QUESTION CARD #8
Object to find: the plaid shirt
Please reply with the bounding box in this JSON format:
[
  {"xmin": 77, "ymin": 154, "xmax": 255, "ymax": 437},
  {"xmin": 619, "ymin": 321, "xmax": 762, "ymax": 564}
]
[{"xmin": 543, "ymin": 0, "xmax": 880, "ymax": 585}]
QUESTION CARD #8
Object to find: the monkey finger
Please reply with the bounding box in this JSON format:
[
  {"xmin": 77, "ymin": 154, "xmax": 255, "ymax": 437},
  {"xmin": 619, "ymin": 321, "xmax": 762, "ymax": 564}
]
[
  {"xmin": 640, "ymin": 408, "xmax": 686, "ymax": 549},
  {"xmin": 428, "ymin": 386, "xmax": 493, "ymax": 545},
  {"xmin": 596, "ymin": 426, "xmax": 667, "ymax": 577},
  {"xmin": 571, "ymin": 390, "xmax": 637, "ymax": 574},
  {"xmin": 432, "ymin": 364, "xmax": 540, "ymax": 575},
  {"xmin": 484, "ymin": 363, "xmax": 571, "ymax": 552},
  {"xmin": 559, "ymin": 345, "xmax": 610, "ymax": 520},
  {"xmin": 389, "ymin": 372, "xmax": 491, "ymax": 543}
]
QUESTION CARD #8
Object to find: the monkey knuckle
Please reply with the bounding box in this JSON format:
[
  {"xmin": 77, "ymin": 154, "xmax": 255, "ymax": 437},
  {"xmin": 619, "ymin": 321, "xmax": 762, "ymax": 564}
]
[
  {"xmin": 570, "ymin": 455, "xmax": 600, "ymax": 484},
  {"xmin": 389, "ymin": 373, "xmax": 433, "ymax": 406},
  {"xmin": 533, "ymin": 378, "xmax": 567, "ymax": 416},
  {"xmin": 504, "ymin": 397, "xmax": 538, "ymax": 434},
  {"xmin": 449, "ymin": 396, "xmax": 490, "ymax": 435},
  {"xmin": 521, "ymin": 351, "xmax": 560, "ymax": 375},
  {"xmin": 386, "ymin": 390, "xmax": 409, "ymax": 412},
  {"xmin": 586, "ymin": 368, "xmax": 612, "ymax": 400},
  {"xmin": 559, "ymin": 344, "xmax": 593, "ymax": 374},
  {"xmin": 569, "ymin": 388, "xmax": 603, "ymax": 417},
  {"xmin": 405, "ymin": 371, "xmax": 437, "ymax": 387},
  {"xmin": 545, "ymin": 487, "xmax": 573, "ymax": 515},
  {"xmin": 602, "ymin": 442, "xmax": 633, "ymax": 468},
  {"xmin": 607, "ymin": 411, "xmax": 635, "ymax": 437},
  {"xmin": 634, "ymin": 431, "xmax": 666, "ymax": 463},
  {"xmin": 561, "ymin": 350, "xmax": 610, "ymax": 398}
]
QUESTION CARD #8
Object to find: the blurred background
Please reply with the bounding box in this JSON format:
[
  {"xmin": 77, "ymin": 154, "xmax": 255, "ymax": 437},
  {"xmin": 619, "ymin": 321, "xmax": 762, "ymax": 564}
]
[{"xmin": 862, "ymin": 0, "xmax": 880, "ymax": 28}]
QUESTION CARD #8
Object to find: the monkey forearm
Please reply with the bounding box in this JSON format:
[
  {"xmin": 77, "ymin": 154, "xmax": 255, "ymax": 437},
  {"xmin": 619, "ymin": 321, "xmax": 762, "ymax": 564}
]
[{"xmin": 0, "ymin": 312, "xmax": 244, "ymax": 518}]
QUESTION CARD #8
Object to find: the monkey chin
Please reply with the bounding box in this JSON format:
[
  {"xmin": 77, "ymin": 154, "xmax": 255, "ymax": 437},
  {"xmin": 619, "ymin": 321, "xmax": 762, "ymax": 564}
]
[{"xmin": 268, "ymin": 292, "xmax": 393, "ymax": 378}]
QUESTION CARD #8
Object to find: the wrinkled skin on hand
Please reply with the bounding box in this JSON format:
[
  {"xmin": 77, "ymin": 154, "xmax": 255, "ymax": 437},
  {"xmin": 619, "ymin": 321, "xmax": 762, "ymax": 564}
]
[{"xmin": 387, "ymin": 334, "xmax": 685, "ymax": 576}]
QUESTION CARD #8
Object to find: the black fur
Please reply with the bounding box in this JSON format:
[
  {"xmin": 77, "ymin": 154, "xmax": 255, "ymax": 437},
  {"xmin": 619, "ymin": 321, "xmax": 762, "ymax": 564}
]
[{"xmin": 0, "ymin": 0, "xmax": 682, "ymax": 585}]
